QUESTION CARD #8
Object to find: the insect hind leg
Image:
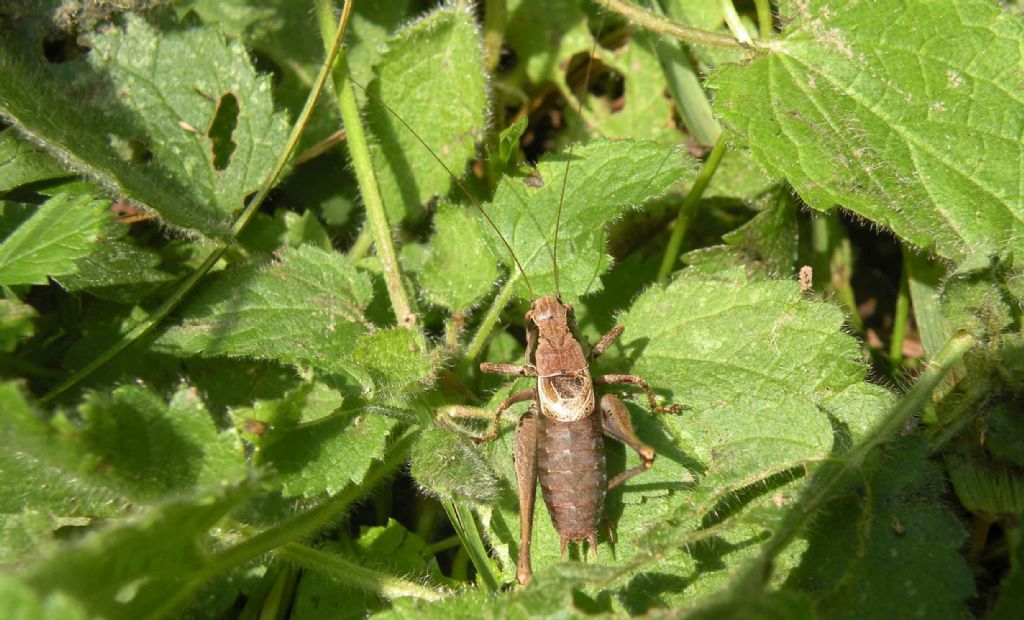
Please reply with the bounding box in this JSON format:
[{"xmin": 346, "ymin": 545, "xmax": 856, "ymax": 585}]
[{"xmin": 598, "ymin": 394, "xmax": 656, "ymax": 490}]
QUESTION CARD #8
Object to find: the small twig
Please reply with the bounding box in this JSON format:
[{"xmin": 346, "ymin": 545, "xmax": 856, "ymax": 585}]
[{"xmin": 293, "ymin": 129, "xmax": 347, "ymax": 165}]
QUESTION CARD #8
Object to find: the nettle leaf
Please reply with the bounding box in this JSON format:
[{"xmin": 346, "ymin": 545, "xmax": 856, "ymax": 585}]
[
  {"xmin": 487, "ymin": 140, "xmax": 691, "ymax": 301},
  {"xmin": 786, "ymin": 437, "xmax": 973, "ymax": 618},
  {"xmin": 480, "ymin": 270, "xmax": 888, "ymax": 605},
  {"xmin": 78, "ymin": 385, "xmax": 248, "ymax": 499},
  {"xmin": 87, "ymin": 16, "xmax": 290, "ymax": 226},
  {"xmin": 714, "ymin": 0, "xmax": 1024, "ymax": 263},
  {"xmin": 0, "ymin": 128, "xmax": 68, "ymax": 192},
  {"xmin": 21, "ymin": 481, "xmax": 250, "ymax": 619},
  {"xmin": 420, "ymin": 203, "xmax": 499, "ymax": 312},
  {"xmin": 232, "ymin": 381, "xmax": 399, "ymax": 498},
  {"xmin": 156, "ymin": 245, "xmax": 373, "ymax": 376},
  {"xmin": 504, "ymin": 0, "xmax": 591, "ymax": 86},
  {"xmin": 0, "ymin": 192, "xmax": 108, "ymax": 286},
  {"xmin": 0, "ymin": 382, "xmax": 128, "ymax": 521},
  {"xmin": 54, "ymin": 236, "xmax": 176, "ymax": 305},
  {"xmin": 410, "ymin": 427, "xmax": 501, "ymax": 504},
  {"xmin": 365, "ymin": 2, "xmax": 488, "ymax": 225}
]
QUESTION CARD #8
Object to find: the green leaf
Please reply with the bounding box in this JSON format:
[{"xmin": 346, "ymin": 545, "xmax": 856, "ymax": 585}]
[
  {"xmin": 504, "ymin": 0, "xmax": 591, "ymax": 86},
  {"xmin": 55, "ymin": 236, "xmax": 175, "ymax": 304},
  {"xmin": 0, "ymin": 574, "xmax": 89, "ymax": 620},
  {"xmin": 78, "ymin": 385, "xmax": 248, "ymax": 499},
  {"xmin": 0, "ymin": 382, "xmax": 128, "ymax": 519},
  {"xmin": 156, "ymin": 245, "xmax": 373, "ymax": 376},
  {"xmin": 487, "ymin": 140, "xmax": 691, "ymax": 301},
  {"xmin": 364, "ymin": 3, "xmax": 488, "ymax": 225},
  {"xmin": 0, "ymin": 299, "xmax": 36, "ymax": 353},
  {"xmin": 410, "ymin": 427, "xmax": 500, "ymax": 504},
  {"xmin": 498, "ymin": 117, "xmax": 528, "ymax": 166},
  {"xmin": 0, "ymin": 128, "xmax": 68, "ymax": 193},
  {"xmin": 480, "ymin": 270, "xmax": 885, "ymax": 604},
  {"xmin": 786, "ymin": 437, "xmax": 973, "ymax": 618},
  {"xmin": 349, "ymin": 328, "xmax": 437, "ymax": 402},
  {"xmin": 421, "ymin": 203, "xmax": 499, "ymax": 312},
  {"xmin": 991, "ymin": 521, "xmax": 1024, "ymax": 620},
  {"xmin": 683, "ymin": 186, "xmax": 799, "ymax": 277},
  {"xmin": 231, "ymin": 381, "xmax": 398, "ymax": 498},
  {"xmin": 714, "ymin": 0, "xmax": 1024, "ymax": 263},
  {"xmin": 87, "ymin": 16, "xmax": 290, "ymax": 225},
  {"xmin": 0, "ymin": 192, "xmax": 107, "ymax": 286},
  {"xmin": 21, "ymin": 481, "xmax": 250, "ymax": 619}
]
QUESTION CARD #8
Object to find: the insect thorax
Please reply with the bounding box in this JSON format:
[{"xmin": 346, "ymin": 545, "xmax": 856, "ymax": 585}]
[{"xmin": 538, "ymin": 372, "xmax": 595, "ymax": 421}]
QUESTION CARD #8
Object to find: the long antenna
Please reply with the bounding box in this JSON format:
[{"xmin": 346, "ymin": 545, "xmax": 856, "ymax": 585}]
[
  {"xmin": 349, "ymin": 80, "xmax": 535, "ymax": 300},
  {"xmin": 552, "ymin": 11, "xmax": 607, "ymax": 298}
]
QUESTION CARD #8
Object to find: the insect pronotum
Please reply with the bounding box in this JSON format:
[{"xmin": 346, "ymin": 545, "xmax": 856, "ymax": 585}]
[{"xmin": 371, "ymin": 5, "xmax": 681, "ymax": 585}]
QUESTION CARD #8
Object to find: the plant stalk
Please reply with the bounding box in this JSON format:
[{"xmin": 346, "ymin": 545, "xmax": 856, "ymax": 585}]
[
  {"xmin": 889, "ymin": 251, "xmax": 911, "ymax": 369},
  {"xmin": 719, "ymin": 0, "xmax": 753, "ymax": 44},
  {"xmin": 753, "ymin": 0, "xmax": 773, "ymax": 38},
  {"xmin": 604, "ymin": 0, "xmax": 756, "ymax": 49},
  {"xmin": 657, "ymin": 132, "xmax": 728, "ymax": 285},
  {"xmin": 465, "ymin": 275, "xmax": 518, "ymax": 360},
  {"xmin": 277, "ymin": 542, "xmax": 447, "ymax": 601},
  {"xmin": 315, "ymin": 0, "xmax": 421, "ymax": 335}
]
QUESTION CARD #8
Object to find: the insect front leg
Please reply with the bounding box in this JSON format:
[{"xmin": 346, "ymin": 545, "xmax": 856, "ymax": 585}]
[
  {"xmin": 513, "ymin": 406, "xmax": 539, "ymax": 585},
  {"xmin": 598, "ymin": 394, "xmax": 656, "ymax": 489},
  {"xmin": 474, "ymin": 388, "xmax": 536, "ymax": 445},
  {"xmin": 593, "ymin": 374, "xmax": 683, "ymax": 414}
]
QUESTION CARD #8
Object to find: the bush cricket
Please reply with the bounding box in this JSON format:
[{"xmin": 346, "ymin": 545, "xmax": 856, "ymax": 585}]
[{"xmin": 368, "ymin": 5, "xmax": 682, "ymax": 585}]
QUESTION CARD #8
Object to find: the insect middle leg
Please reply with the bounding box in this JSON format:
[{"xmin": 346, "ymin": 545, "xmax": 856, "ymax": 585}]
[
  {"xmin": 594, "ymin": 374, "xmax": 682, "ymax": 414},
  {"xmin": 474, "ymin": 388, "xmax": 536, "ymax": 444},
  {"xmin": 598, "ymin": 394, "xmax": 656, "ymax": 489}
]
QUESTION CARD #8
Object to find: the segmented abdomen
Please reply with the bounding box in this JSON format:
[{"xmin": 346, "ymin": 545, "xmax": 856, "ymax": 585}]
[{"xmin": 537, "ymin": 413, "xmax": 606, "ymax": 543}]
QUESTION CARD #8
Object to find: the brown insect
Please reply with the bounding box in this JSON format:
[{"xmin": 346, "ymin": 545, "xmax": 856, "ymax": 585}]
[
  {"xmin": 369, "ymin": 7, "xmax": 679, "ymax": 585},
  {"xmin": 475, "ymin": 296, "xmax": 680, "ymax": 584}
]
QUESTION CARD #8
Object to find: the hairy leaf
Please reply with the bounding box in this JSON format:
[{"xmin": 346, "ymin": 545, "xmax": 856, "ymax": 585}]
[
  {"xmin": 0, "ymin": 299, "xmax": 36, "ymax": 353},
  {"xmin": 714, "ymin": 0, "xmax": 1024, "ymax": 263},
  {"xmin": 232, "ymin": 381, "xmax": 398, "ymax": 498},
  {"xmin": 487, "ymin": 140, "xmax": 691, "ymax": 301},
  {"xmin": 21, "ymin": 482, "xmax": 250, "ymax": 619},
  {"xmin": 0, "ymin": 192, "xmax": 107, "ymax": 286},
  {"xmin": 365, "ymin": 3, "xmax": 488, "ymax": 225},
  {"xmin": 156, "ymin": 245, "xmax": 373, "ymax": 376},
  {"xmin": 421, "ymin": 203, "xmax": 499, "ymax": 312},
  {"xmin": 786, "ymin": 437, "xmax": 973, "ymax": 618}
]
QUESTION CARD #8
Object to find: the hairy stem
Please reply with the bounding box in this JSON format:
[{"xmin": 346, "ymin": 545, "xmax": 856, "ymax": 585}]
[
  {"xmin": 40, "ymin": 0, "xmax": 354, "ymax": 406},
  {"xmin": 604, "ymin": 0, "xmax": 756, "ymax": 49},
  {"xmin": 316, "ymin": 0, "xmax": 421, "ymax": 335},
  {"xmin": 753, "ymin": 0, "xmax": 773, "ymax": 38},
  {"xmin": 657, "ymin": 132, "xmax": 728, "ymax": 285},
  {"xmin": 719, "ymin": 0, "xmax": 753, "ymax": 44},
  {"xmin": 441, "ymin": 499, "xmax": 500, "ymax": 591},
  {"xmin": 277, "ymin": 542, "xmax": 447, "ymax": 601}
]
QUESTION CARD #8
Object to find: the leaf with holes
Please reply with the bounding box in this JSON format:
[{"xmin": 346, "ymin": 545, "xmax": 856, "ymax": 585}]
[{"xmin": 714, "ymin": 0, "xmax": 1024, "ymax": 264}]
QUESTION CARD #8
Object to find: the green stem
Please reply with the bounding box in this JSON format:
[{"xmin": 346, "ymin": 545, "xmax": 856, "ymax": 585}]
[
  {"xmin": 651, "ymin": 1, "xmax": 721, "ymax": 147},
  {"xmin": 656, "ymin": 132, "xmax": 728, "ymax": 285},
  {"xmin": 424, "ymin": 534, "xmax": 462, "ymax": 556},
  {"xmin": 753, "ymin": 0, "xmax": 773, "ymax": 38},
  {"xmin": 605, "ymin": 0, "xmax": 758, "ymax": 49},
  {"xmin": 904, "ymin": 250, "xmax": 948, "ymax": 359},
  {"xmin": 441, "ymin": 500, "xmax": 500, "ymax": 591},
  {"xmin": 465, "ymin": 276, "xmax": 518, "ymax": 361},
  {"xmin": 482, "ymin": 0, "xmax": 507, "ymax": 72},
  {"xmin": 718, "ymin": 0, "xmax": 753, "ymax": 44},
  {"xmin": 277, "ymin": 542, "xmax": 447, "ymax": 601},
  {"xmin": 346, "ymin": 226, "xmax": 373, "ymax": 261},
  {"xmin": 258, "ymin": 564, "xmax": 296, "ymax": 620},
  {"xmin": 39, "ymin": 0, "xmax": 354, "ymax": 407},
  {"xmin": 145, "ymin": 428, "xmax": 416, "ymax": 620},
  {"xmin": 889, "ymin": 251, "xmax": 910, "ymax": 369},
  {"xmin": 316, "ymin": 0, "xmax": 420, "ymax": 335},
  {"xmin": 736, "ymin": 331, "xmax": 975, "ymax": 591}
]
